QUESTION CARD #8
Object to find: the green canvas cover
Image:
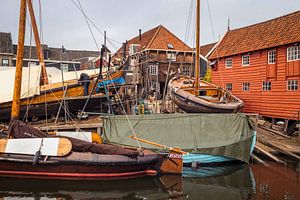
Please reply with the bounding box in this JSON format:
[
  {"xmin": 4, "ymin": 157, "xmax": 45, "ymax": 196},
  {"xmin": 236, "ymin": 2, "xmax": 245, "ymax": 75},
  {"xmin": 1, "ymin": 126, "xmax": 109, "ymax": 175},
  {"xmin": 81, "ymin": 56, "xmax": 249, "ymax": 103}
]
[{"xmin": 103, "ymin": 113, "xmax": 255, "ymax": 163}]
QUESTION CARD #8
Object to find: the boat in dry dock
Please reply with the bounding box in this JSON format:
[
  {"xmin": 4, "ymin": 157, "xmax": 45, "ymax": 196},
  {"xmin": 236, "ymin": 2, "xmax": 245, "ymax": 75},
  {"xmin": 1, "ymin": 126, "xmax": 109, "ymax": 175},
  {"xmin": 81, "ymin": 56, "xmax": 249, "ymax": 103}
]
[{"xmin": 168, "ymin": 0, "xmax": 244, "ymax": 113}]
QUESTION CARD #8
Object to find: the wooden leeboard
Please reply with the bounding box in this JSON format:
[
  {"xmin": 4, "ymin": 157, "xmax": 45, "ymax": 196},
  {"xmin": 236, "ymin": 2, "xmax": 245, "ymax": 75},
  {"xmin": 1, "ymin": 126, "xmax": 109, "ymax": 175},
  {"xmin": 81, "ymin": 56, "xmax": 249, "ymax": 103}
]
[{"xmin": 0, "ymin": 138, "xmax": 72, "ymax": 157}]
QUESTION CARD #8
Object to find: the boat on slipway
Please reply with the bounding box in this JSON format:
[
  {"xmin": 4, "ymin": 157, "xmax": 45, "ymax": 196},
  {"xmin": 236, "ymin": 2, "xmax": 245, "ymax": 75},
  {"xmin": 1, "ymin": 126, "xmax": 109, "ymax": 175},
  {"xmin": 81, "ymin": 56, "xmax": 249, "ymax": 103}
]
[
  {"xmin": 168, "ymin": 0, "xmax": 244, "ymax": 113},
  {"xmin": 102, "ymin": 113, "xmax": 256, "ymax": 165}
]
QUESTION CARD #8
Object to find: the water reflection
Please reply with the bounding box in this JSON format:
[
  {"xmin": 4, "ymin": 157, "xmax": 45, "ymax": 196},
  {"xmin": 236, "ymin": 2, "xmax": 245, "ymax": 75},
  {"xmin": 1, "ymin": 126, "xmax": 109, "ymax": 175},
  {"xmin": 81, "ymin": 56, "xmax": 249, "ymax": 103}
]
[{"xmin": 0, "ymin": 163, "xmax": 298, "ymax": 199}]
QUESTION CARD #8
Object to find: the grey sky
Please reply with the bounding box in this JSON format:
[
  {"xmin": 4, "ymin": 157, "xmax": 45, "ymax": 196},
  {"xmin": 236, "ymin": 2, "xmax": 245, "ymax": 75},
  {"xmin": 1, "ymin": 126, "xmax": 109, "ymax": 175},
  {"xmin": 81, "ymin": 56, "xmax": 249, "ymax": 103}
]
[{"xmin": 0, "ymin": 0, "xmax": 299, "ymax": 53}]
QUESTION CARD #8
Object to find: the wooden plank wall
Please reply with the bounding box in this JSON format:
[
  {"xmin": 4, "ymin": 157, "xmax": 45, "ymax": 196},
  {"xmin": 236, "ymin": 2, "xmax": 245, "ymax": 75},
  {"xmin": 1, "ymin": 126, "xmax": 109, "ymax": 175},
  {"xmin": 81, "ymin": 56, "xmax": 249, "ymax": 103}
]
[{"xmin": 211, "ymin": 45, "xmax": 300, "ymax": 120}]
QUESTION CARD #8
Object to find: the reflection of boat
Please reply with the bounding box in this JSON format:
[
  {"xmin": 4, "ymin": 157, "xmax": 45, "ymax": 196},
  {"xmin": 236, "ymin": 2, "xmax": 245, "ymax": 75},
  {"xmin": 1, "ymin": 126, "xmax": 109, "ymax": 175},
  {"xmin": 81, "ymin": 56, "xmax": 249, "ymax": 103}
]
[
  {"xmin": 0, "ymin": 164, "xmax": 254, "ymax": 200},
  {"xmin": 0, "ymin": 0, "xmax": 183, "ymax": 181},
  {"xmin": 168, "ymin": 76, "xmax": 244, "ymax": 113},
  {"xmin": 168, "ymin": 0, "xmax": 244, "ymax": 113}
]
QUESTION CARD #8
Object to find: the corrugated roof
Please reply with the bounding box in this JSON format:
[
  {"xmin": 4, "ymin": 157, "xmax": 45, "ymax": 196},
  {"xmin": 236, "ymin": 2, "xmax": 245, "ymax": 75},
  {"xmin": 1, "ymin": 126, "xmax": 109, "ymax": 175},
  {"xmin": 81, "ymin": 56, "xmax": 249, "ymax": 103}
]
[{"xmin": 209, "ymin": 10, "xmax": 300, "ymax": 59}]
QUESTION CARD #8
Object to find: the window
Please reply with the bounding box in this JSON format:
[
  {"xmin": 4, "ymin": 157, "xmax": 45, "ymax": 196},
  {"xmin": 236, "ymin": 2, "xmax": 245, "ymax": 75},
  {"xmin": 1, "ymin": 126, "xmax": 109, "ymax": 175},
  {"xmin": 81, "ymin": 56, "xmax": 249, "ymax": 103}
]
[
  {"xmin": 287, "ymin": 45, "xmax": 300, "ymax": 61},
  {"xmin": 242, "ymin": 82, "xmax": 250, "ymax": 91},
  {"xmin": 287, "ymin": 80, "xmax": 298, "ymax": 91},
  {"xmin": 167, "ymin": 52, "xmax": 176, "ymax": 61},
  {"xmin": 167, "ymin": 43, "xmax": 174, "ymax": 49},
  {"xmin": 182, "ymin": 65, "xmax": 190, "ymax": 76},
  {"xmin": 61, "ymin": 64, "xmax": 69, "ymax": 72},
  {"xmin": 262, "ymin": 81, "xmax": 271, "ymax": 91},
  {"xmin": 225, "ymin": 58, "xmax": 233, "ymax": 68},
  {"xmin": 242, "ymin": 55, "xmax": 250, "ymax": 66},
  {"xmin": 148, "ymin": 64, "xmax": 158, "ymax": 75},
  {"xmin": 2, "ymin": 59, "xmax": 9, "ymax": 66},
  {"xmin": 226, "ymin": 83, "xmax": 232, "ymax": 91},
  {"xmin": 268, "ymin": 50, "xmax": 276, "ymax": 64}
]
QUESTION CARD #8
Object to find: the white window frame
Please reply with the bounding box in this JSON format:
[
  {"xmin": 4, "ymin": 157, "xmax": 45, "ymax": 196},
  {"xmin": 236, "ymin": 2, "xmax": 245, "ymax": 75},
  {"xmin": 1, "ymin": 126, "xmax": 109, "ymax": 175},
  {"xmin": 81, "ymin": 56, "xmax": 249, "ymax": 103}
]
[
  {"xmin": 226, "ymin": 83, "xmax": 232, "ymax": 91},
  {"xmin": 167, "ymin": 52, "xmax": 176, "ymax": 61},
  {"xmin": 148, "ymin": 64, "xmax": 158, "ymax": 76},
  {"xmin": 242, "ymin": 55, "xmax": 250, "ymax": 66},
  {"xmin": 287, "ymin": 45, "xmax": 300, "ymax": 62},
  {"xmin": 182, "ymin": 65, "xmax": 190, "ymax": 76},
  {"xmin": 268, "ymin": 50, "xmax": 276, "ymax": 64},
  {"xmin": 1, "ymin": 58, "xmax": 9, "ymax": 66},
  {"xmin": 225, "ymin": 58, "xmax": 233, "ymax": 68},
  {"xmin": 287, "ymin": 80, "xmax": 298, "ymax": 91},
  {"xmin": 242, "ymin": 82, "xmax": 250, "ymax": 91},
  {"xmin": 262, "ymin": 81, "xmax": 271, "ymax": 91}
]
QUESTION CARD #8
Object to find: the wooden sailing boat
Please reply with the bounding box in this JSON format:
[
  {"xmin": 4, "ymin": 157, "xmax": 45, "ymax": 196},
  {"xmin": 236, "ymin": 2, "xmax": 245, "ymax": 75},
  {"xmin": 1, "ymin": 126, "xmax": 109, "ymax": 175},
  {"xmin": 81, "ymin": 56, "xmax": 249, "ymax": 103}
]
[
  {"xmin": 0, "ymin": 0, "xmax": 124, "ymax": 121},
  {"xmin": 168, "ymin": 0, "xmax": 244, "ymax": 113},
  {"xmin": 0, "ymin": 0, "xmax": 183, "ymax": 180}
]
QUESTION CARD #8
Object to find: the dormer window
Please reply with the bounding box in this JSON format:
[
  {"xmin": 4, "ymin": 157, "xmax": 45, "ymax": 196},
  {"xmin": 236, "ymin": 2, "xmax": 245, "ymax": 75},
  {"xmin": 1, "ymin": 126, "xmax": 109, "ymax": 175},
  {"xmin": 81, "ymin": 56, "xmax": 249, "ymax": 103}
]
[{"xmin": 167, "ymin": 43, "xmax": 174, "ymax": 49}]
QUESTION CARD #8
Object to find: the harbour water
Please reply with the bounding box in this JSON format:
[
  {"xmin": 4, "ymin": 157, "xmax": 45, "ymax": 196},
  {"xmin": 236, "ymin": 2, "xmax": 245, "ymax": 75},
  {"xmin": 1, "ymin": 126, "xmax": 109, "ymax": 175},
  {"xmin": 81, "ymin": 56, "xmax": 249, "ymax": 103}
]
[{"xmin": 0, "ymin": 162, "xmax": 299, "ymax": 200}]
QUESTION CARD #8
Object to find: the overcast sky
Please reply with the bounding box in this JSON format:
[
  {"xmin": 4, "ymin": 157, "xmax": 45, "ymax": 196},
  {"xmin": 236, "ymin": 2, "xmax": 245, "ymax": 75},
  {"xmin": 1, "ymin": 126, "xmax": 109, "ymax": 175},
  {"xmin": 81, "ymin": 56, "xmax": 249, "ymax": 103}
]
[{"xmin": 0, "ymin": 0, "xmax": 299, "ymax": 53}]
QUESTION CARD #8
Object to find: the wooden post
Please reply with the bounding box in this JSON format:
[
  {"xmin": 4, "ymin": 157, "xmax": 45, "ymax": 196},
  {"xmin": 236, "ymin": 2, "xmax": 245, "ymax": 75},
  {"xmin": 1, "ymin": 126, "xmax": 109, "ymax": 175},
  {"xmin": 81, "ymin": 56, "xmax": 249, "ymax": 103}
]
[
  {"xmin": 27, "ymin": 0, "xmax": 49, "ymax": 85},
  {"xmin": 11, "ymin": 0, "xmax": 27, "ymax": 120},
  {"xmin": 194, "ymin": 0, "xmax": 200, "ymax": 92}
]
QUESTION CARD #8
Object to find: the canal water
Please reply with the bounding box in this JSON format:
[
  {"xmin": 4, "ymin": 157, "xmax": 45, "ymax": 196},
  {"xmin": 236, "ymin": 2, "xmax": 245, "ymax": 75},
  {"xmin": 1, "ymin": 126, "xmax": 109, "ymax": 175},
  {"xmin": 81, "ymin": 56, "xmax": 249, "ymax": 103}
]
[{"xmin": 0, "ymin": 163, "xmax": 299, "ymax": 200}]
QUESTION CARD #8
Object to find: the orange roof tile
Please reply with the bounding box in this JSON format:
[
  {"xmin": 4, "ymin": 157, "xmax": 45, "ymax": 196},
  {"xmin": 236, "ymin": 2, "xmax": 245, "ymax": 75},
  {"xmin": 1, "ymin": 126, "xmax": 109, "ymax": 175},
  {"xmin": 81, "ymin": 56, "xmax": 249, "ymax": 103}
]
[
  {"xmin": 200, "ymin": 42, "xmax": 217, "ymax": 57},
  {"xmin": 115, "ymin": 25, "xmax": 192, "ymax": 58},
  {"xmin": 209, "ymin": 10, "xmax": 300, "ymax": 59}
]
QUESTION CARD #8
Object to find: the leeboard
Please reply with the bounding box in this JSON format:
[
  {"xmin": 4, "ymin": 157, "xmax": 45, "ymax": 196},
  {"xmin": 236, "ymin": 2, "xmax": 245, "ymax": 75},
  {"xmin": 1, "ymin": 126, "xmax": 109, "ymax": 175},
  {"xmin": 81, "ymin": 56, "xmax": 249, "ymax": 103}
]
[{"xmin": 0, "ymin": 138, "xmax": 72, "ymax": 157}]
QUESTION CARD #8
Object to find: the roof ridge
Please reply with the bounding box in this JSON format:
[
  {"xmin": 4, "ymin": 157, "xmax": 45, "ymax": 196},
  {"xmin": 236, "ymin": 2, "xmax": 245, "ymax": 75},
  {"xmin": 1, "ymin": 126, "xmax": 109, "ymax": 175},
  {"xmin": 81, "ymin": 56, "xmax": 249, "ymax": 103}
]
[
  {"xmin": 146, "ymin": 25, "xmax": 162, "ymax": 49},
  {"xmin": 230, "ymin": 10, "xmax": 300, "ymax": 32}
]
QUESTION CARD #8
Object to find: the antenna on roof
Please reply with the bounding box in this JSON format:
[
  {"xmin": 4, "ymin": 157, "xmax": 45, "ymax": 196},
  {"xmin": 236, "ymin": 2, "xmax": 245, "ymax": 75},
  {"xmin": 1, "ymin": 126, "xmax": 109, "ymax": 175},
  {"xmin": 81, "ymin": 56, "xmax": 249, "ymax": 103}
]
[
  {"xmin": 139, "ymin": 29, "xmax": 142, "ymax": 41},
  {"xmin": 104, "ymin": 30, "xmax": 107, "ymax": 46},
  {"xmin": 227, "ymin": 17, "xmax": 230, "ymax": 31}
]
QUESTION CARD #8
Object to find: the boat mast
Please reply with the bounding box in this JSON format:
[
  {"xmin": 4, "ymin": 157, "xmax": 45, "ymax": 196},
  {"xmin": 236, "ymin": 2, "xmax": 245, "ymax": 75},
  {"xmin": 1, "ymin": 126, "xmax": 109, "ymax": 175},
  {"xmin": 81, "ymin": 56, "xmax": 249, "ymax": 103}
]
[
  {"xmin": 11, "ymin": 0, "xmax": 27, "ymax": 120},
  {"xmin": 27, "ymin": 0, "xmax": 49, "ymax": 85},
  {"xmin": 195, "ymin": 0, "xmax": 200, "ymax": 93}
]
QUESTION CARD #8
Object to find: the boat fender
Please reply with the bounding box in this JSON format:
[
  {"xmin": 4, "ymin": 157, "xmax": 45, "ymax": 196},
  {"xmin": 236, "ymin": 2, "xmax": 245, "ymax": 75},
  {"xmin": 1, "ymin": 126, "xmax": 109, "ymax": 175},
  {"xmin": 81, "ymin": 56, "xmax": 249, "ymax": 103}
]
[{"xmin": 32, "ymin": 150, "xmax": 41, "ymax": 165}]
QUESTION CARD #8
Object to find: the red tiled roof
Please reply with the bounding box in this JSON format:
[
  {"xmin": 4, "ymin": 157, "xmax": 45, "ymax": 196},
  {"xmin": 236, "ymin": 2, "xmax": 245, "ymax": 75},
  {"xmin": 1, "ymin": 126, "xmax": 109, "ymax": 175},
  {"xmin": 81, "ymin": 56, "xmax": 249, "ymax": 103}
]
[
  {"xmin": 200, "ymin": 42, "xmax": 217, "ymax": 57},
  {"xmin": 115, "ymin": 25, "xmax": 192, "ymax": 58},
  {"xmin": 209, "ymin": 10, "xmax": 300, "ymax": 59}
]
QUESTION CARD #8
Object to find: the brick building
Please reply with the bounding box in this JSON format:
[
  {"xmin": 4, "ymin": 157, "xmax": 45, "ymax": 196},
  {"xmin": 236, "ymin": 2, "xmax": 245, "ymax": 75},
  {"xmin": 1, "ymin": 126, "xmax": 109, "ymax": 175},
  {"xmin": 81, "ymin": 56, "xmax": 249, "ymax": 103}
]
[{"xmin": 115, "ymin": 25, "xmax": 208, "ymax": 99}]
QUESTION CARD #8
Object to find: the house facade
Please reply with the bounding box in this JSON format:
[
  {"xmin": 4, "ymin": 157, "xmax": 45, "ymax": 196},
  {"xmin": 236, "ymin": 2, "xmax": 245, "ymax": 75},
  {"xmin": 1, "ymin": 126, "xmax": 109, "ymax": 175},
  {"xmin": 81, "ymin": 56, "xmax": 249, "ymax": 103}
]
[
  {"xmin": 0, "ymin": 32, "xmax": 99, "ymax": 71},
  {"xmin": 115, "ymin": 25, "xmax": 207, "ymax": 99},
  {"xmin": 209, "ymin": 11, "xmax": 300, "ymax": 121}
]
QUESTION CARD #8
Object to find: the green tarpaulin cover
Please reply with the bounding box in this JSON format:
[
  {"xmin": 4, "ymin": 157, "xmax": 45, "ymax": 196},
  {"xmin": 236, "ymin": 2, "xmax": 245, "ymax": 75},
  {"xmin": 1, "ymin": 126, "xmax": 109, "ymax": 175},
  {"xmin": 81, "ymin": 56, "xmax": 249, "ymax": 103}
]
[{"xmin": 103, "ymin": 113, "xmax": 255, "ymax": 163}]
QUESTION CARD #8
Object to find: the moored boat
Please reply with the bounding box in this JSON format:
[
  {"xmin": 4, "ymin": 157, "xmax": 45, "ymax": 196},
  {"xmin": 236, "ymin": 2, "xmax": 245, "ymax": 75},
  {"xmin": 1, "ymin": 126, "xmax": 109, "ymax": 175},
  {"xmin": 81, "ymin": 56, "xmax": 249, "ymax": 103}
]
[
  {"xmin": 168, "ymin": 0, "xmax": 244, "ymax": 113},
  {"xmin": 168, "ymin": 75, "xmax": 244, "ymax": 113}
]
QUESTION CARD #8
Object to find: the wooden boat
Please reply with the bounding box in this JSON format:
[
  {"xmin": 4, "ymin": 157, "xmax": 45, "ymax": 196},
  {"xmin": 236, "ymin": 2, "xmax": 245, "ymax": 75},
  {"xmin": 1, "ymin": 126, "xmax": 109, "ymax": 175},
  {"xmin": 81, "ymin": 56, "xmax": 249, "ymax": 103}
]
[
  {"xmin": 0, "ymin": 0, "xmax": 125, "ymax": 121},
  {"xmin": 168, "ymin": 76, "xmax": 244, "ymax": 113},
  {"xmin": 0, "ymin": 0, "xmax": 183, "ymax": 180},
  {"xmin": 168, "ymin": 0, "xmax": 244, "ymax": 113}
]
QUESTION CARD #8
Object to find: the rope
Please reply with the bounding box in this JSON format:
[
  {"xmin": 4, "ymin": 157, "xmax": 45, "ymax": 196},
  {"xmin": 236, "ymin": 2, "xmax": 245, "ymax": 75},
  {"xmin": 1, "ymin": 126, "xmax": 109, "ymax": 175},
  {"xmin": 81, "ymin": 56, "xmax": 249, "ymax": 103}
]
[{"xmin": 206, "ymin": 0, "xmax": 224, "ymax": 87}]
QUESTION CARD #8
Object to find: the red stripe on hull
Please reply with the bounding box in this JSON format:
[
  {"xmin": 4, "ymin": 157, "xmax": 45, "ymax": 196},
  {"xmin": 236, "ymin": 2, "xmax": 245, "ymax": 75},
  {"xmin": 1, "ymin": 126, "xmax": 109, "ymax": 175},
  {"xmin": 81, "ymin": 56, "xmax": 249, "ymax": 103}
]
[{"xmin": 0, "ymin": 170, "xmax": 158, "ymax": 181}]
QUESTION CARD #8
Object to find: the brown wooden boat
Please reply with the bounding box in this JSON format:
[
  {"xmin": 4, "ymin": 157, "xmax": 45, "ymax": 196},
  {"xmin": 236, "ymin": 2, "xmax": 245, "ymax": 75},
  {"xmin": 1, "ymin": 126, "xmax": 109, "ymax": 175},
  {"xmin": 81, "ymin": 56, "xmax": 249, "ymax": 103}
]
[
  {"xmin": 168, "ymin": 76, "xmax": 244, "ymax": 113},
  {"xmin": 0, "ymin": 69, "xmax": 124, "ymax": 121},
  {"xmin": 168, "ymin": 0, "xmax": 243, "ymax": 113}
]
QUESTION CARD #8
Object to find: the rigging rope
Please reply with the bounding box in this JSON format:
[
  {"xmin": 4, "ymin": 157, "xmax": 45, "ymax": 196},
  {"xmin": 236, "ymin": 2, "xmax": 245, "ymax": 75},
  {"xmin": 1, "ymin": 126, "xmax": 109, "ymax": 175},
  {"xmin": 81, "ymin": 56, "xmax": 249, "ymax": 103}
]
[{"xmin": 206, "ymin": 0, "xmax": 224, "ymax": 87}]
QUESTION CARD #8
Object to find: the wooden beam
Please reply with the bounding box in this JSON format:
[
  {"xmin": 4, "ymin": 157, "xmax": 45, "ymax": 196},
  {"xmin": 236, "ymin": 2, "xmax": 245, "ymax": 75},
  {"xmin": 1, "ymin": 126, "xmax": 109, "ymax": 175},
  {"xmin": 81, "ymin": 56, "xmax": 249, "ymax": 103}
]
[
  {"xmin": 194, "ymin": 0, "xmax": 200, "ymax": 91},
  {"xmin": 11, "ymin": 0, "xmax": 27, "ymax": 119},
  {"xmin": 27, "ymin": 0, "xmax": 49, "ymax": 85}
]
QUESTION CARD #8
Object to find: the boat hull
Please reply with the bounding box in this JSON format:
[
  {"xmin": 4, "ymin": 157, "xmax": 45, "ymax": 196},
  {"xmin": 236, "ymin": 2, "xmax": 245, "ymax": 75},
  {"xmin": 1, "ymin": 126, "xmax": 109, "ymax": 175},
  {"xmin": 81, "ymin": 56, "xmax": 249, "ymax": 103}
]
[{"xmin": 0, "ymin": 151, "xmax": 160, "ymax": 180}]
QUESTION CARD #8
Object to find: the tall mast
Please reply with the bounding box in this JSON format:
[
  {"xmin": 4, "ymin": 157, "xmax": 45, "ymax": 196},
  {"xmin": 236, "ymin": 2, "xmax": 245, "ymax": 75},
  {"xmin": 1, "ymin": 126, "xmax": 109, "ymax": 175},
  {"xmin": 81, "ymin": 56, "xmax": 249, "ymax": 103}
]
[
  {"xmin": 195, "ymin": 0, "xmax": 200, "ymax": 92},
  {"xmin": 11, "ymin": 0, "xmax": 27, "ymax": 119},
  {"xmin": 27, "ymin": 0, "xmax": 49, "ymax": 85}
]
